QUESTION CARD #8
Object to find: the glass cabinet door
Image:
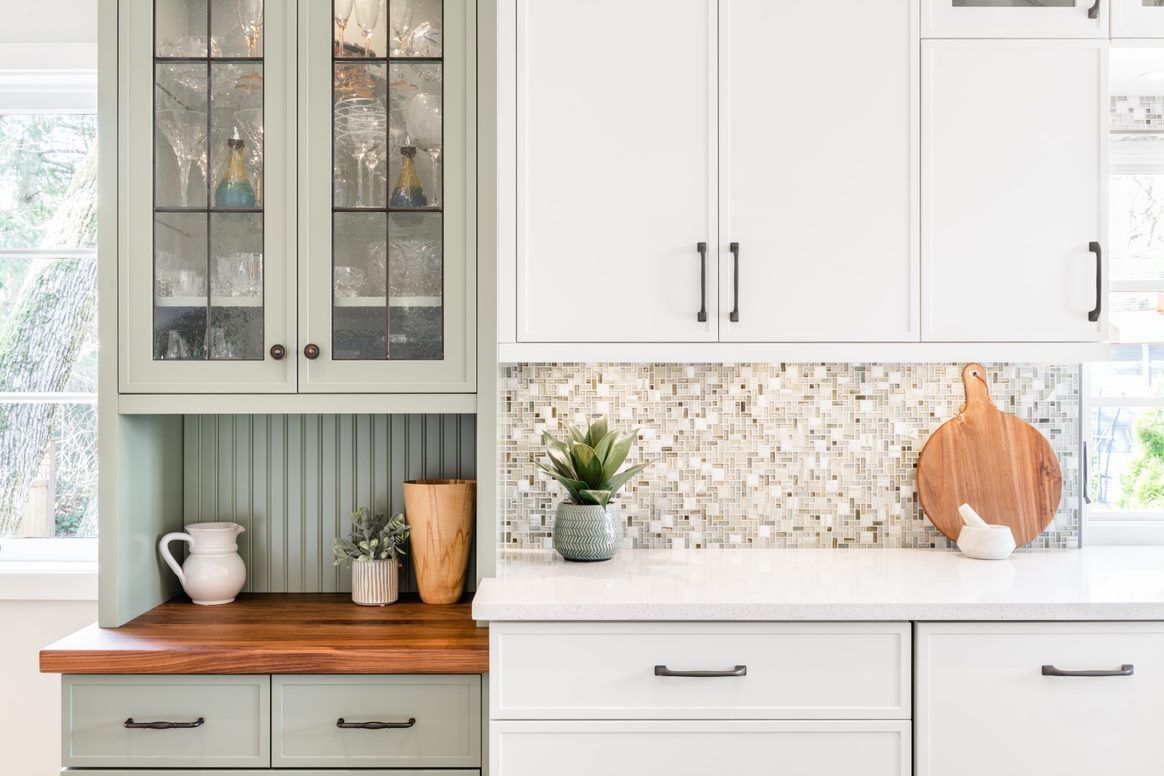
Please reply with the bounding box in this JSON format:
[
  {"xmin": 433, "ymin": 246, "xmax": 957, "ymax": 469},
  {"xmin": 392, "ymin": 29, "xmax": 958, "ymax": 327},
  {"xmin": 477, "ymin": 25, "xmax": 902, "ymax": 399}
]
[
  {"xmin": 1113, "ymin": 0, "xmax": 1164, "ymax": 36},
  {"xmin": 921, "ymin": 0, "xmax": 1107, "ymax": 37},
  {"xmin": 121, "ymin": 0, "xmax": 294, "ymax": 393},
  {"xmin": 300, "ymin": 0, "xmax": 474, "ymax": 393}
]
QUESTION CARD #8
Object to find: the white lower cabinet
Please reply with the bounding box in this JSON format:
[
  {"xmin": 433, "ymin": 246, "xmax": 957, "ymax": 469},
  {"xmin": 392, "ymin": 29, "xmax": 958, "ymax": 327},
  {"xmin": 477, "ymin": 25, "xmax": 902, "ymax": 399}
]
[
  {"xmin": 917, "ymin": 622, "xmax": 1164, "ymax": 776},
  {"xmin": 493, "ymin": 720, "xmax": 911, "ymax": 776}
]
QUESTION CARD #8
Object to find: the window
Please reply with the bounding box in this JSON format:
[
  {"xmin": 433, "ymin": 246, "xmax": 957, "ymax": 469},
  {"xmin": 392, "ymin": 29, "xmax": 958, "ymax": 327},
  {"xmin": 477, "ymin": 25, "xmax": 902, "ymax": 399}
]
[
  {"xmin": 1085, "ymin": 89, "xmax": 1164, "ymax": 543},
  {"xmin": 0, "ymin": 71, "xmax": 98, "ymax": 561}
]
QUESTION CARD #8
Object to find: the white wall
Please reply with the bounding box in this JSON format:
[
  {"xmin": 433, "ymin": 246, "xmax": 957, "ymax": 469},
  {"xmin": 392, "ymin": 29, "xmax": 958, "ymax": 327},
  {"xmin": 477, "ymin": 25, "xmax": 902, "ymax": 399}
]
[{"xmin": 0, "ymin": 599, "xmax": 97, "ymax": 775}]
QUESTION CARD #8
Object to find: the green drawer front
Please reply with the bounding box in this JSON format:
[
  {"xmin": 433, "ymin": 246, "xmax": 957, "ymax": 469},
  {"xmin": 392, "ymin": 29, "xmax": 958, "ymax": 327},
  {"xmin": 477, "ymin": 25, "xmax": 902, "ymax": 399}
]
[
  {"xmin": 62, "ymin": 675, "xmax": 270, "ymax": 768},
  {"xmin": 272, "ymin": 675, "xmax": 482, "ymax": 768}
]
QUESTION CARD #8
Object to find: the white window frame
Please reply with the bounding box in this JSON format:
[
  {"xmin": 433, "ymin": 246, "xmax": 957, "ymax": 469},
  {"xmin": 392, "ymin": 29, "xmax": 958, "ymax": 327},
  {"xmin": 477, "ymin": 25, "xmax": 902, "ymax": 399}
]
[
  {"xmin": 1083, "ymin": 136, "xmax": 1164, "ymax": 544},
  {"xmin": 0, "ymin": 52, "xmax": 98, "ymax": 570}
]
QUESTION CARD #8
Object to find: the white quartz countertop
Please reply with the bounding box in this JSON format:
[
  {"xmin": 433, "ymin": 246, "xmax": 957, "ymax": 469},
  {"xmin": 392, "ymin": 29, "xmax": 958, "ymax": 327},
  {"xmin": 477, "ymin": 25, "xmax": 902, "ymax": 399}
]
[{"xmin": 471, "ymin": 547, "xmax": 1164, "ymax": 621}]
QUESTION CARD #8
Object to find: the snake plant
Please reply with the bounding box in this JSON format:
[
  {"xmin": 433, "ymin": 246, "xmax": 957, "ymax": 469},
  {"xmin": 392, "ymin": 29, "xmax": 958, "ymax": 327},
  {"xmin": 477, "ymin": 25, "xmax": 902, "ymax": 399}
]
[{"xmin": 532, "ymin": 417, "xmax": 651, "ymax": 508}]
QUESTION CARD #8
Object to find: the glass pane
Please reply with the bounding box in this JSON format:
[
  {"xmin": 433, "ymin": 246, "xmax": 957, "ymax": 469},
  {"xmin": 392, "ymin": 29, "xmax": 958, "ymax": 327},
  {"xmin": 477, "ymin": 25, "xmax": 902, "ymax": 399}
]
[
  {"xmin": 209, "ymin": 212, "xmax": 263, "ymax": 359},
  {"xmin": 1111, "ymin": 291, "xmax": 1164, "ymax": 343},
  {"xmin": 156, "ymin": 0, "xmax": 210, "ymax": 57},
  {"xmin": 0, "ymin": 115, "xmax": 97, "ymax": 250},
  {"xmin": 211, "ymin": 0, "xmax": 263, "ymax": 58},
  {"xmin": 334, "ymin": 211, "xmax": 387, "ymax": 359},
  {"xmin": 390, "ymin": 63, "xmax": 441, "ymax": 208},
  {"xmin": 1090, "ymin": 345, "xmax": 1164, "ymax": 398},
  {"xmin": 388, "ymin": 212, "xmax": 442, "ymax": 360},
  {"xmin": 210, "ymin": 62, "xmax": 263, "ymax": 208},
  {"xmin": 336, "ymin": 0, "xmax": 388, "ymax": 58},
  {"xmin": 334, "ymin": 63, "xmax": 388, "ymax": 208},
  {"xmin": 1110, "ymin": 175, "xmax": 1164, "ymax": 284},
  {"xmin": 156, "ymin": 64, "xmax": 209, "ymax": 209},
  {"xmin": 0, "ymin": 402, "xmax": 98, "ymax": 539},
  {"xmin": 1147, "ymin": 1, "xmax": 1164, "ymax": 6},
  {"xmin": 389, "ymin": 0, "xmax": 442, "ymax": 58},
  {"xmin": 1089, "ymin": 405, "xmax": 1164, "ymax": 509},
  {"xmin": 952, "ymin": 0, "xmax": 1073, "ymax": 5},
  {"xmin": 154, "ymin": 211, "xmax": 208, "ymax": 359}
]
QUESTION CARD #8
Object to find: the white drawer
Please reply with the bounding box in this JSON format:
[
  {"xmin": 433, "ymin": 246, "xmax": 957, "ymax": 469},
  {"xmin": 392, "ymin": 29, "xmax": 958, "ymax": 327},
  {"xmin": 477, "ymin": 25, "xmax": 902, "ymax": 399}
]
[
  {"xmin": 493, "ymin": 720, "xmax": 910, "ymax": 776},
  {"xmin": 490, "ymin": 622, "xmax": 910, "ymax": 719},
  {"xmin": 917, "ymin": 622, "xmax": 1164, "ymax": 776}
]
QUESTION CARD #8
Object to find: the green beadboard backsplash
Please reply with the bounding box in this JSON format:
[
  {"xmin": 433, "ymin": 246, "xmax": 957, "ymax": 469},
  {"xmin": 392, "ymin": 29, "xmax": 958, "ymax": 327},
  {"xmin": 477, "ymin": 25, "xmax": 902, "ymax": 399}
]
[{"xmin": 182, "ymin": 414, "xmax": 477, "ymax": 595}]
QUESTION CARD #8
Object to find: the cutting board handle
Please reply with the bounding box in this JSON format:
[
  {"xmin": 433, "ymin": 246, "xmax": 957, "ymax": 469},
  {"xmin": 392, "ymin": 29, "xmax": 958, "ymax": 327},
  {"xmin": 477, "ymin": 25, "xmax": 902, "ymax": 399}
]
[{"xmin": 961, "ymin": 363, "xmax": 991, "ymax": 411}]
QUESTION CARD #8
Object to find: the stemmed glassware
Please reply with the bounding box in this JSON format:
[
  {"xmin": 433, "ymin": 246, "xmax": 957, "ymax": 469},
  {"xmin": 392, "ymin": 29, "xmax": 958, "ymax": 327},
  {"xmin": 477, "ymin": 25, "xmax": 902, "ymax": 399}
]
[
  {"xmin": 334, "ymin": 0, "xmax": 355, "ymax": 54},
  {"xmin": 335, "ymin": 95, "xmax": 387, "ymax": 207},
  {"xmin": 390, "ymin": 0, "xmax": 442, "ymax": 57},
  {"xmin": 405, "ymin": 92, "xmax": 441, "ymax": 206},
  {"xmin": 235, "ymin": 0, "xmax": 264, "ymax": 91},
  {"xmin": 354, "ymin": 0, "xmax": 381, "ymax": 56},
  {"xmin": 157, "ymin": 109, "xmax": 208, "ymax": 208}
]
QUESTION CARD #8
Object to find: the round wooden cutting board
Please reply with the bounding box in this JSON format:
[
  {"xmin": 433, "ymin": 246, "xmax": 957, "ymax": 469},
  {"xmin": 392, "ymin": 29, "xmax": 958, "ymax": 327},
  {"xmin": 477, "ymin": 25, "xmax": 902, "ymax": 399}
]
[{"xmin": 916, "ymin": 363, "xmax": 1063, "ymax": 547}]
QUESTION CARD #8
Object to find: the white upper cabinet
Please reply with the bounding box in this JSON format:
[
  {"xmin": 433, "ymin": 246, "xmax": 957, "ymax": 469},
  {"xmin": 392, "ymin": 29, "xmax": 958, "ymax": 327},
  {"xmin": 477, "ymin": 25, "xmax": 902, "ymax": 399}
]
[
  {"xmin": 921, "ymin": 0, "xmax": 1107, "ymax": 38},
  {"xmin": 515, "ymin": 0, "xmax": 717, "ymax": 343},
  {"xmin": 922, "ymin": 40, "xmax": 1107, "ymax": 342},
  {"xmin": 719, "ymin": 0, "xmax": 918, "ymax": 343},
  {"xmin": 1112, "ymin": 0, "xmax": 1164, "ymax": 37}
]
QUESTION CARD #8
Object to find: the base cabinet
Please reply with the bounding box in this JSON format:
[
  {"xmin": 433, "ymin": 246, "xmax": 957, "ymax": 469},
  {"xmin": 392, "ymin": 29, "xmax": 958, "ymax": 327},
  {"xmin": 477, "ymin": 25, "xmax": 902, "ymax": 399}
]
[
  {"xmin": 493, "ymin": 720, "xmax": 911, "ymax": 776},
  {"xmin": 916, "ymin": 622, "xmax": 1164, "ymax": 776}
]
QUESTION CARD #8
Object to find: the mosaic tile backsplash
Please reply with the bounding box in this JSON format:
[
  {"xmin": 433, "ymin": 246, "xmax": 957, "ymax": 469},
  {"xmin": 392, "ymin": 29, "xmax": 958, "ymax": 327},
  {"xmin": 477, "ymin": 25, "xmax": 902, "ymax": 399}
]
[{"xmin": 500, "ymin": 364, "xmax": 1081, "ymax": 550}]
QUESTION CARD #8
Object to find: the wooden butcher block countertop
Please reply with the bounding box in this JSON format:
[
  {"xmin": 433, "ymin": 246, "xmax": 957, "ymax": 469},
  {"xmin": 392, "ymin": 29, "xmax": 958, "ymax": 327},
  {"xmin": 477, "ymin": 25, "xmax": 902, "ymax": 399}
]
[{"xmin": 40, "ymin": 593, "xmax": 488, "ymax": 674}]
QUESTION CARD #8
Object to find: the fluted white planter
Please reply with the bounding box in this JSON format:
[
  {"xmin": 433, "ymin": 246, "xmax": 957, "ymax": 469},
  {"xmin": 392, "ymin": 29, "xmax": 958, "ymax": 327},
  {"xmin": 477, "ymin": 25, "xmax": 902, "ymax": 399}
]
[{"xmin": 351, "ymin": 558, "xmax": 399, "ymax": 606}]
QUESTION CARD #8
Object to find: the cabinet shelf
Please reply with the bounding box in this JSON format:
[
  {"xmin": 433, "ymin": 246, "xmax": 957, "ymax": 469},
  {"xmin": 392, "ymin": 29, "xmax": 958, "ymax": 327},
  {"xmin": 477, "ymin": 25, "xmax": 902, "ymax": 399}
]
[
  {"xmin": 335, "ymin": 296, "xmax": 442, "ymax": 308},
  {"xmin": 155, "ymin": 296, "xmax": 262, "ymax": 308}
]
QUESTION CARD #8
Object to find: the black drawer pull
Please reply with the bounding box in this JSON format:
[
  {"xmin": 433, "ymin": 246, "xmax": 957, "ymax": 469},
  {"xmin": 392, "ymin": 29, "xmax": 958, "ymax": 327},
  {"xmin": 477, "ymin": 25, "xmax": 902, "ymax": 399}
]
[
  {"xmin": 655, "ymin": 665, "xmax": 747, "ymax": 678},
  {"xmin": 124, "ymin": 717, "xmax": 205, "ymax": 730},
  {"xmin": 1087, "ymin": 0, "xmax": 1100, "ymax": 20},
  {"xmin": 1042, "ymin": 664, "xmax": 1133, "ymax": 678},
  {"xmin": 337, "ymin": 717, "xmax": 417, "ymax": 729},
  {"xmin": 1088, "ymin": 241, "xmax": 1102, "ymax": 323},
  {"xmin": 696, "ymin": 242, "xmax": 708, "ymax": 323},
  {"xmin": 729, "ymin": 242, "xmax": 740, "ymax": 323}
]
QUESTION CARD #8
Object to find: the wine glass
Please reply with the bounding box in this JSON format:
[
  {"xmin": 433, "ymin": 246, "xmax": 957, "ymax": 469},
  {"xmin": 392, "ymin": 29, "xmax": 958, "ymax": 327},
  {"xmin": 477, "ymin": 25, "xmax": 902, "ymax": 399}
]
[
  {"xmin": 335, "ymin": 96, "xmax": 387, "ymax": 207},
  {"xmin": 405, "ymin": 92, "xmax": 441, "ymax": 206},
  {"xmin": 157, "ymin": 109, "xmax": 208, "ymax": 208},
  {"xmin": 234, "ymin": 108, "xmax": 264, "ymax": 203},
  {"xmin": 334, "ymin": 0, "xmax": 355, "ymax": 54},
  {"xmin": 354, "ymin": 0, "xmax": 381, "ymax": 57},
  {"xmin": 390, "ymin": 0, "xmax": 442, "ymax": 57},
  {"xmin": 238, "ymin": 0, "xmax": 263, "ymax": 55}
]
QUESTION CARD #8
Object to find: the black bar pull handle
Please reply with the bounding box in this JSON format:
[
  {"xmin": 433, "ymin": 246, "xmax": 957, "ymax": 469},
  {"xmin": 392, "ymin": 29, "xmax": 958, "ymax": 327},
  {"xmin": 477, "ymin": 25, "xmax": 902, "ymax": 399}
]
[
  {"xmin": 696, "ymin": 242, "xmax": 708, "ymax": 323},
  {"xmin": 1042, "ymin": 664, "xmax": 1132, "ymax": 678},
  {"xmin": 729, "ymin": 242, "xmax": 740, "ymax": 323},
  {"xmin": 1082, "ymin": 440, "xmax": 1091, "ymax": 505},
  {"xmin": 124, "ymin": 717, "xmax": 205, "ymax": 730},
  {"xmin": 1088, "ymin": 241, "xmax": 1102, "ymax": 323},
  {"xmin": 655, "ymin": 665, "xmax": 747, "ymax": 678},
  {"xmin": 1087, "ymin": 0, "xmax": 1100, "ymax": 20},
  {"xmin": 337, "ymin": 717, "xmax": 417, "ymax": 730}
]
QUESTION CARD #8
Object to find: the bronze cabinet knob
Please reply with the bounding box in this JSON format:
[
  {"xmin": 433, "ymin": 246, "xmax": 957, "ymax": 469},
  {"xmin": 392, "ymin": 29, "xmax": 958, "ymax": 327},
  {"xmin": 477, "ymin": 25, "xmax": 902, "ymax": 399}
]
[
  {"xmin": 304, "ymin": 343, "xmax": 321, "ymax": 360},
  {"xmin": 269, "ymin": 344, "xmax": 286, "ymax": 360}
]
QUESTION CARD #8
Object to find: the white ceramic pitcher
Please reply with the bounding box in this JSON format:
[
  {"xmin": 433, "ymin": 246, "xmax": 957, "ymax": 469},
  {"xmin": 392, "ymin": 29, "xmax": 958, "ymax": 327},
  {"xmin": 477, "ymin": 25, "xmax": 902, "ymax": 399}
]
[{"xmin": 159, "ymin": 522, "xmax": 247, "ymax": 605}]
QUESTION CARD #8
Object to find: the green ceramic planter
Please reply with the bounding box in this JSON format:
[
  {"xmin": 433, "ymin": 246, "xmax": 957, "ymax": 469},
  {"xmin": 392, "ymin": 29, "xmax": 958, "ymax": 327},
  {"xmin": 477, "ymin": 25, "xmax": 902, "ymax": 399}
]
[{"xmin": 552, "ymin": 503, "xmax": 623, "ymax": 562}]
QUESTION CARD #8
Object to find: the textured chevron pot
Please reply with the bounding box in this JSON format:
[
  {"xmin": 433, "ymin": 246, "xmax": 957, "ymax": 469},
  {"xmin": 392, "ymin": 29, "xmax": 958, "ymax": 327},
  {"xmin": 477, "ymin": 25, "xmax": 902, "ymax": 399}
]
[{"xmin": 553, "ymin": 503, "xmax": 623, "ymax": 562}]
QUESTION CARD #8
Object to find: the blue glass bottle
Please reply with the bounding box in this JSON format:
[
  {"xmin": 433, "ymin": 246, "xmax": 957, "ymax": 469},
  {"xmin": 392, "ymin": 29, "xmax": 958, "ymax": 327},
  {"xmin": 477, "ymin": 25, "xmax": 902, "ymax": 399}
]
[{"xmin": 388, "ymin": 146, "xmax": 428, "ymax": 209}]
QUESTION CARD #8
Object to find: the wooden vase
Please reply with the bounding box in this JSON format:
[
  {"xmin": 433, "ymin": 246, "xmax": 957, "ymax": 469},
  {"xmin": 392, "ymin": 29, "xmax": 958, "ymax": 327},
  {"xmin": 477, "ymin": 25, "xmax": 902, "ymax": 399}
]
[{"xmin": 403, "ymin": 479, "xmax": 476, "ymax": 604}]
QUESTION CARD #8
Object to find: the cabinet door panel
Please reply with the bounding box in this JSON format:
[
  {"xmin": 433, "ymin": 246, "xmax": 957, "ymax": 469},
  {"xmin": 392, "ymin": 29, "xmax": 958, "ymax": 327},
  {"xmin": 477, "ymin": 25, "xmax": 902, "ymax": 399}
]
[
  {"xmin": 921, "ymin": 0, "xmax": 1106, "ymax": 38},
  {"xmin": 1112, "ymin": 0, "xmax": 1164, "ymax": 36},
  {"xmin": 493, "ymin": 721, "xmax": 910, "ymax": 776},
  {"xmin": 121, "ymin": 0, "xmax": 296, "ymax": 393},
  {"xmin": 300, "ymin": 0, "xmax": 475, "ymax": 392},
  {"xmin": 516, "ymin": 0, "xmax": 717, "ymax": 342},
  {"xmin": 720, "ymin": 0, "xmax": 918, "ymax": 342},
  {"xmin": 922, "ymin": 40, "xmax": 1106, "ymax": 342},
  {"xmin": 917, "ymin": 622, "xmax": 1164, "ymax": 776}
]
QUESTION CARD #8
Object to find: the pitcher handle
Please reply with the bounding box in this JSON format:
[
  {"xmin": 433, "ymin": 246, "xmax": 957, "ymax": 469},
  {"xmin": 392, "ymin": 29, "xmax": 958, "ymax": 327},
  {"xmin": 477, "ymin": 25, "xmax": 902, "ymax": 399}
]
[{"xmin": 158, "ymin": 532, "xmax": 193, "ymax": 585}]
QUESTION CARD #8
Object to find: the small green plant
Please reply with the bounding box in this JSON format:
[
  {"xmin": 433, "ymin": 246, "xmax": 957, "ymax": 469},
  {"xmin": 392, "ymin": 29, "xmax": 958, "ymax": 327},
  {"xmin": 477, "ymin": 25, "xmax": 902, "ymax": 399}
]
[
  {"xmin": 532, "ymin": 416, "xmax": 651, "ymax": 508},
  {"xmin": 333, "ymin": 507, "xmax": 410, "ymax": 566}
]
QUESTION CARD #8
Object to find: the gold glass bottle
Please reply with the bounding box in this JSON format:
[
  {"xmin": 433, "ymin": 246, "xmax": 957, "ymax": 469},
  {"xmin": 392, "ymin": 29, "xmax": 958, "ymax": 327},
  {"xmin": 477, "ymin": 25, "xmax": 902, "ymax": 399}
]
[
  {"xmin": 214, "ymin": 128, "xmax": 257, "ymax": 208},
  {"xmin": 388, "ymin": 146, "xmax": 428, "ymax": 208}
]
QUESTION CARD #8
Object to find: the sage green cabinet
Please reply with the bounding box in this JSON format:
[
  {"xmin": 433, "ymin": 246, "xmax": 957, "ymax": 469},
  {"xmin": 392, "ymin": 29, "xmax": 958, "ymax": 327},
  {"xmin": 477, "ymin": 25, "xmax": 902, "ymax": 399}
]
[
  {"xmin": 273, "ymin": 674, "xmax": 482, "ymax": 768},
  {"xmin": 61, "ymin": 675, "xmax": 270, "ymax": 769},
  {"xmin": 118, "ymin": 0, "xmax": 477, "ymax": 398}
]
